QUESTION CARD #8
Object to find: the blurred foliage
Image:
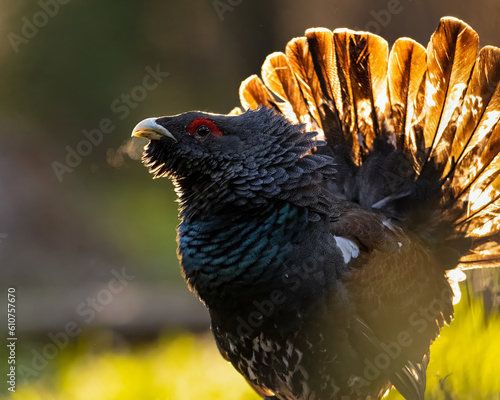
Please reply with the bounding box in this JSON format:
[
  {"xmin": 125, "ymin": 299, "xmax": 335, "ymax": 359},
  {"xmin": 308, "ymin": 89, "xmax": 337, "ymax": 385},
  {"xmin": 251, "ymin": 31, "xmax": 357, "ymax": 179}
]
[
  {"xmin": 6, "ymin": 298, "xmax": 500, "ymax": 400},
  {"xmin": 386, "ymin": 297, "xmax": 500, "ymax": 400},
  {"xmin": 89, "ymin": 170, "xmax": 182, "ymax": 279},
  {"xmin": 0, "ymin": 0, "xmax": 274, "ymax": 136},
  {"xmin": 0, "ymin": 1, "xmax": 147, "ymax": 127},
  {"xmin": 7, "ymin": 333, "xmax": 259, "ymax": 400}
]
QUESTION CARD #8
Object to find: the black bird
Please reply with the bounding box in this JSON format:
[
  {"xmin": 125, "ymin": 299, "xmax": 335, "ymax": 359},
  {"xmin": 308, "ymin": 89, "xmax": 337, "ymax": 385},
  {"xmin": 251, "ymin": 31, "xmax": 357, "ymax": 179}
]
[{"xmin": 131, "ymin": 17, "xmax": 500, "ymax": 399}]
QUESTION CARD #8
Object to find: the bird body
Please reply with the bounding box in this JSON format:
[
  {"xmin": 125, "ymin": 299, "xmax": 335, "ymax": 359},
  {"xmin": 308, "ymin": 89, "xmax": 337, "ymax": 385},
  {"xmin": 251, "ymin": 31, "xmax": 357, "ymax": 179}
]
[{"xmin": 132, "ymin": 17, "xmax": 500, "ymax": 399}]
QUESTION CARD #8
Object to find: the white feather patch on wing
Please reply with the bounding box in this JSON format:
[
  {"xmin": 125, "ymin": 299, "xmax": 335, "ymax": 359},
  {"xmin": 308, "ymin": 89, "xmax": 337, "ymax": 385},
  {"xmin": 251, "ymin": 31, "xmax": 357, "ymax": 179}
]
[
  {"xmin": 446, "ymin": 269, "xmax": 467, "ymax": 305},
  {"xmin": 333, "ymin": 235, "xmax": 360, "ymax": 264}
]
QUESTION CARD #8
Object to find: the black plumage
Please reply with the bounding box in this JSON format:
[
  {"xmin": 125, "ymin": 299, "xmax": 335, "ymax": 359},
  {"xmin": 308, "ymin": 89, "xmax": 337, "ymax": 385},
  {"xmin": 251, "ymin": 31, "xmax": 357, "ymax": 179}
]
[{"xmin": 131, "ymin": 17, "xmax": 500, "ymax": 399}]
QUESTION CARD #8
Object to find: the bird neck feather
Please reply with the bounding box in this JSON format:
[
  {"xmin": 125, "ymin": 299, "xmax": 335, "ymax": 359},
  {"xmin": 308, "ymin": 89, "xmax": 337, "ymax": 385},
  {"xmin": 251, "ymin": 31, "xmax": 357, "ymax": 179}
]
[{"xmin": 178, "ymin": 201, "xmax": 308, "ymax": 306}]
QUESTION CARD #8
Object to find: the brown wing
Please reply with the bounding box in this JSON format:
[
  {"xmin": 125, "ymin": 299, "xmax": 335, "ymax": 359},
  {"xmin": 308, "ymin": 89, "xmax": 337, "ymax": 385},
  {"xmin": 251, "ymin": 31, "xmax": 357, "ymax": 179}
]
[{"xmin": 331, "ymin": 208, "xmax": 452, "ymax": 399}]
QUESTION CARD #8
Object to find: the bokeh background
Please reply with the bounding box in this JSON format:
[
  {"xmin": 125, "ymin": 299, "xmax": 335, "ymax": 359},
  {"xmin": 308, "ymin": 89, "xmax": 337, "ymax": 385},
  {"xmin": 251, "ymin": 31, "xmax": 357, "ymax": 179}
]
[{"xmin": 1, "ymin": 0, "xmax": 500, "ymax": 399}]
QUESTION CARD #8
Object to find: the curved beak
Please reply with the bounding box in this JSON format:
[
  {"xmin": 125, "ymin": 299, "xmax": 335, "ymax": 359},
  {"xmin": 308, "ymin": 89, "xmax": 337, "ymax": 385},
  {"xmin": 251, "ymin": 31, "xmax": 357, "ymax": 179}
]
[{"xmin": 131, "ymin": 118, "xmax": 177, "ymax": 141}]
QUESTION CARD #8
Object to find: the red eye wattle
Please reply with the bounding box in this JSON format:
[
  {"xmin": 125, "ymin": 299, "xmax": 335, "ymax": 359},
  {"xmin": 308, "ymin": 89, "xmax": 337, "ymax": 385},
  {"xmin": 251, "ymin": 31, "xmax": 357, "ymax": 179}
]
[{"xmin": 186, "ymin": 118, "xmax": 223, "ymax": 137}]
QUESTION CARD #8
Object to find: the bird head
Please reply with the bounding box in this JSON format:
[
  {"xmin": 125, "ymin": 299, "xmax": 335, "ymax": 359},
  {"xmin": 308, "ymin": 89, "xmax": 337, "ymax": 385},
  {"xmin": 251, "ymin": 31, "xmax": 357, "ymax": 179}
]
[{"xmin": 132, "ymin": 107, "xmax": 335, "ymax": 218}]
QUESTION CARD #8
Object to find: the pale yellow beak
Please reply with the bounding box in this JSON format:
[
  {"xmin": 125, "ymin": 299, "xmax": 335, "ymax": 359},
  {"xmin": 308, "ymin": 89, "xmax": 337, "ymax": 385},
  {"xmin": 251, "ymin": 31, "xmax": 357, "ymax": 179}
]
[{"xmin": 132, "ymin": 118, "xmax": 177, "ymax": 141}]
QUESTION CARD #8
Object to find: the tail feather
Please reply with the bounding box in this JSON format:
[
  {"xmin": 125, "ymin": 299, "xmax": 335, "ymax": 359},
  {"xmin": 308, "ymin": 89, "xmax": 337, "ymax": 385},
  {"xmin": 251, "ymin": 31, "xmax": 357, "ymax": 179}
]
[
  {"xmin": 238, "ymin": 16, "xmax": 500, "ymax": 269},
  {"xmin": 421, "ymin": 17, "xmax": 479, "ymax": 170},
  {"xmin": 449, "ymin": 46, "xmax": 500, "ymax": 175},
  {"xmin": 304, "ymin": 28, "xmax": 338, "ymax": 109},
  {"xmin": 445, "ymin": 43, "xmax": 500, "ymax": 268},
  {"xmin": 387, "ymin": 38, "xmax": 427, "ymax": 161},
  {"xmin": 285, "ymin": 36, "xmax": 323, "ymax": 128},
  {"xmin": 261, "ymin": 52, "xmax": 312, "ymax": 127},
  {"xmin": 331, "ymin": 29, "xmax": 389, "ymax": 161},
  {"xmin": 239, "ymin": 75, "xmax": 276, "ymax": 111},
  {"xmin": 304, "ymin": 29, "xmax": 347, "ymax": 149}
]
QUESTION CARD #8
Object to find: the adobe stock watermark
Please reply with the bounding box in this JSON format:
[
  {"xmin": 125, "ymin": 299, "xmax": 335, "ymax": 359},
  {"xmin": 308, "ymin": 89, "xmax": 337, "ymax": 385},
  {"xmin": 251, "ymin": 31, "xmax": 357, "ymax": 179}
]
[
  {"xmin": 234, "ymin": 253, "xmax": 455, "ymax": 399},
  {"xmin": 7, "ymin": 0, "xmax": 71, "ymax": 54},
  {"xmin": 354, "ymin": 287, "xmax": 454, "ymax": 394},
  {"xmin": 213, "ymin": 0, "xmax": 243, "ymax": 22},
  {"xmin": 51, "ymin": 64, "xmax": 169, "ymax": 183},
  {"xmin": 17, "ymin": 267, "xmax": 135, "ymax": 384},
  {"xmin": 0, "ymin": 233, "xmax": 8, "ymax": 244},
  {"xmin": 352, "ymin": 0, "xmax": 405, "ymax": 34}
]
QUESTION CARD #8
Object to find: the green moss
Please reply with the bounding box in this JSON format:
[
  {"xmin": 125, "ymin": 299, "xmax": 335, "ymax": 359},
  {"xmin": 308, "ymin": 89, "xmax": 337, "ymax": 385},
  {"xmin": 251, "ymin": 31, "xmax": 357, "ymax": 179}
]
[{"xmin": 385, "ymin": 297, "xmax": 500, "ymax": 399}]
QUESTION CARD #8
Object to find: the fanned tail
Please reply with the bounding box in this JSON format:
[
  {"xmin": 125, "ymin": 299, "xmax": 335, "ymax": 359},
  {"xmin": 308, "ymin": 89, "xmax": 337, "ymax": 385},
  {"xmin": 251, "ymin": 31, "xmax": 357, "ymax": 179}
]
[
  {"xmin": 237, "ymin": 16, "xmax": 500, "ymax": 270},
  {"xmin": 444, "ymin": 44, "xmax": 500, "ymax": 268}
]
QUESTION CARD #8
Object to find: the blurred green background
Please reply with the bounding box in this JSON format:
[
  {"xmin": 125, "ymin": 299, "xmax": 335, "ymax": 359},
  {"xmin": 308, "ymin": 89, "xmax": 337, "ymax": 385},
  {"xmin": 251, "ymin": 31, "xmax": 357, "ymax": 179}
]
[{"xmin": 1, "ymin": 0, "xmax": 500, "ymax": 399}]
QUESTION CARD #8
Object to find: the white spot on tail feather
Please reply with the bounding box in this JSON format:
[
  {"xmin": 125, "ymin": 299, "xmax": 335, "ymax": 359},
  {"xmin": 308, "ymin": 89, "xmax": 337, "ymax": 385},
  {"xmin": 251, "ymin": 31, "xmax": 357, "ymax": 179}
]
[{"xmin": 333, "ymin": 236, "xmax": 359, "ymax": 264}]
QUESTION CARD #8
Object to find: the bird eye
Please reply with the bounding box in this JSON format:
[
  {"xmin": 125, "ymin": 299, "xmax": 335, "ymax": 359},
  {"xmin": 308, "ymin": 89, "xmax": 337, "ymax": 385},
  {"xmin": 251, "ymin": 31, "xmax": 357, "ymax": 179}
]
[
  {"xmin": 186, "ymin": 118, "xmax": 223, "ymax": 137},
  {"xmin": 196, "ymin": 125, "xmax": 211, "ymax": 137}
]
